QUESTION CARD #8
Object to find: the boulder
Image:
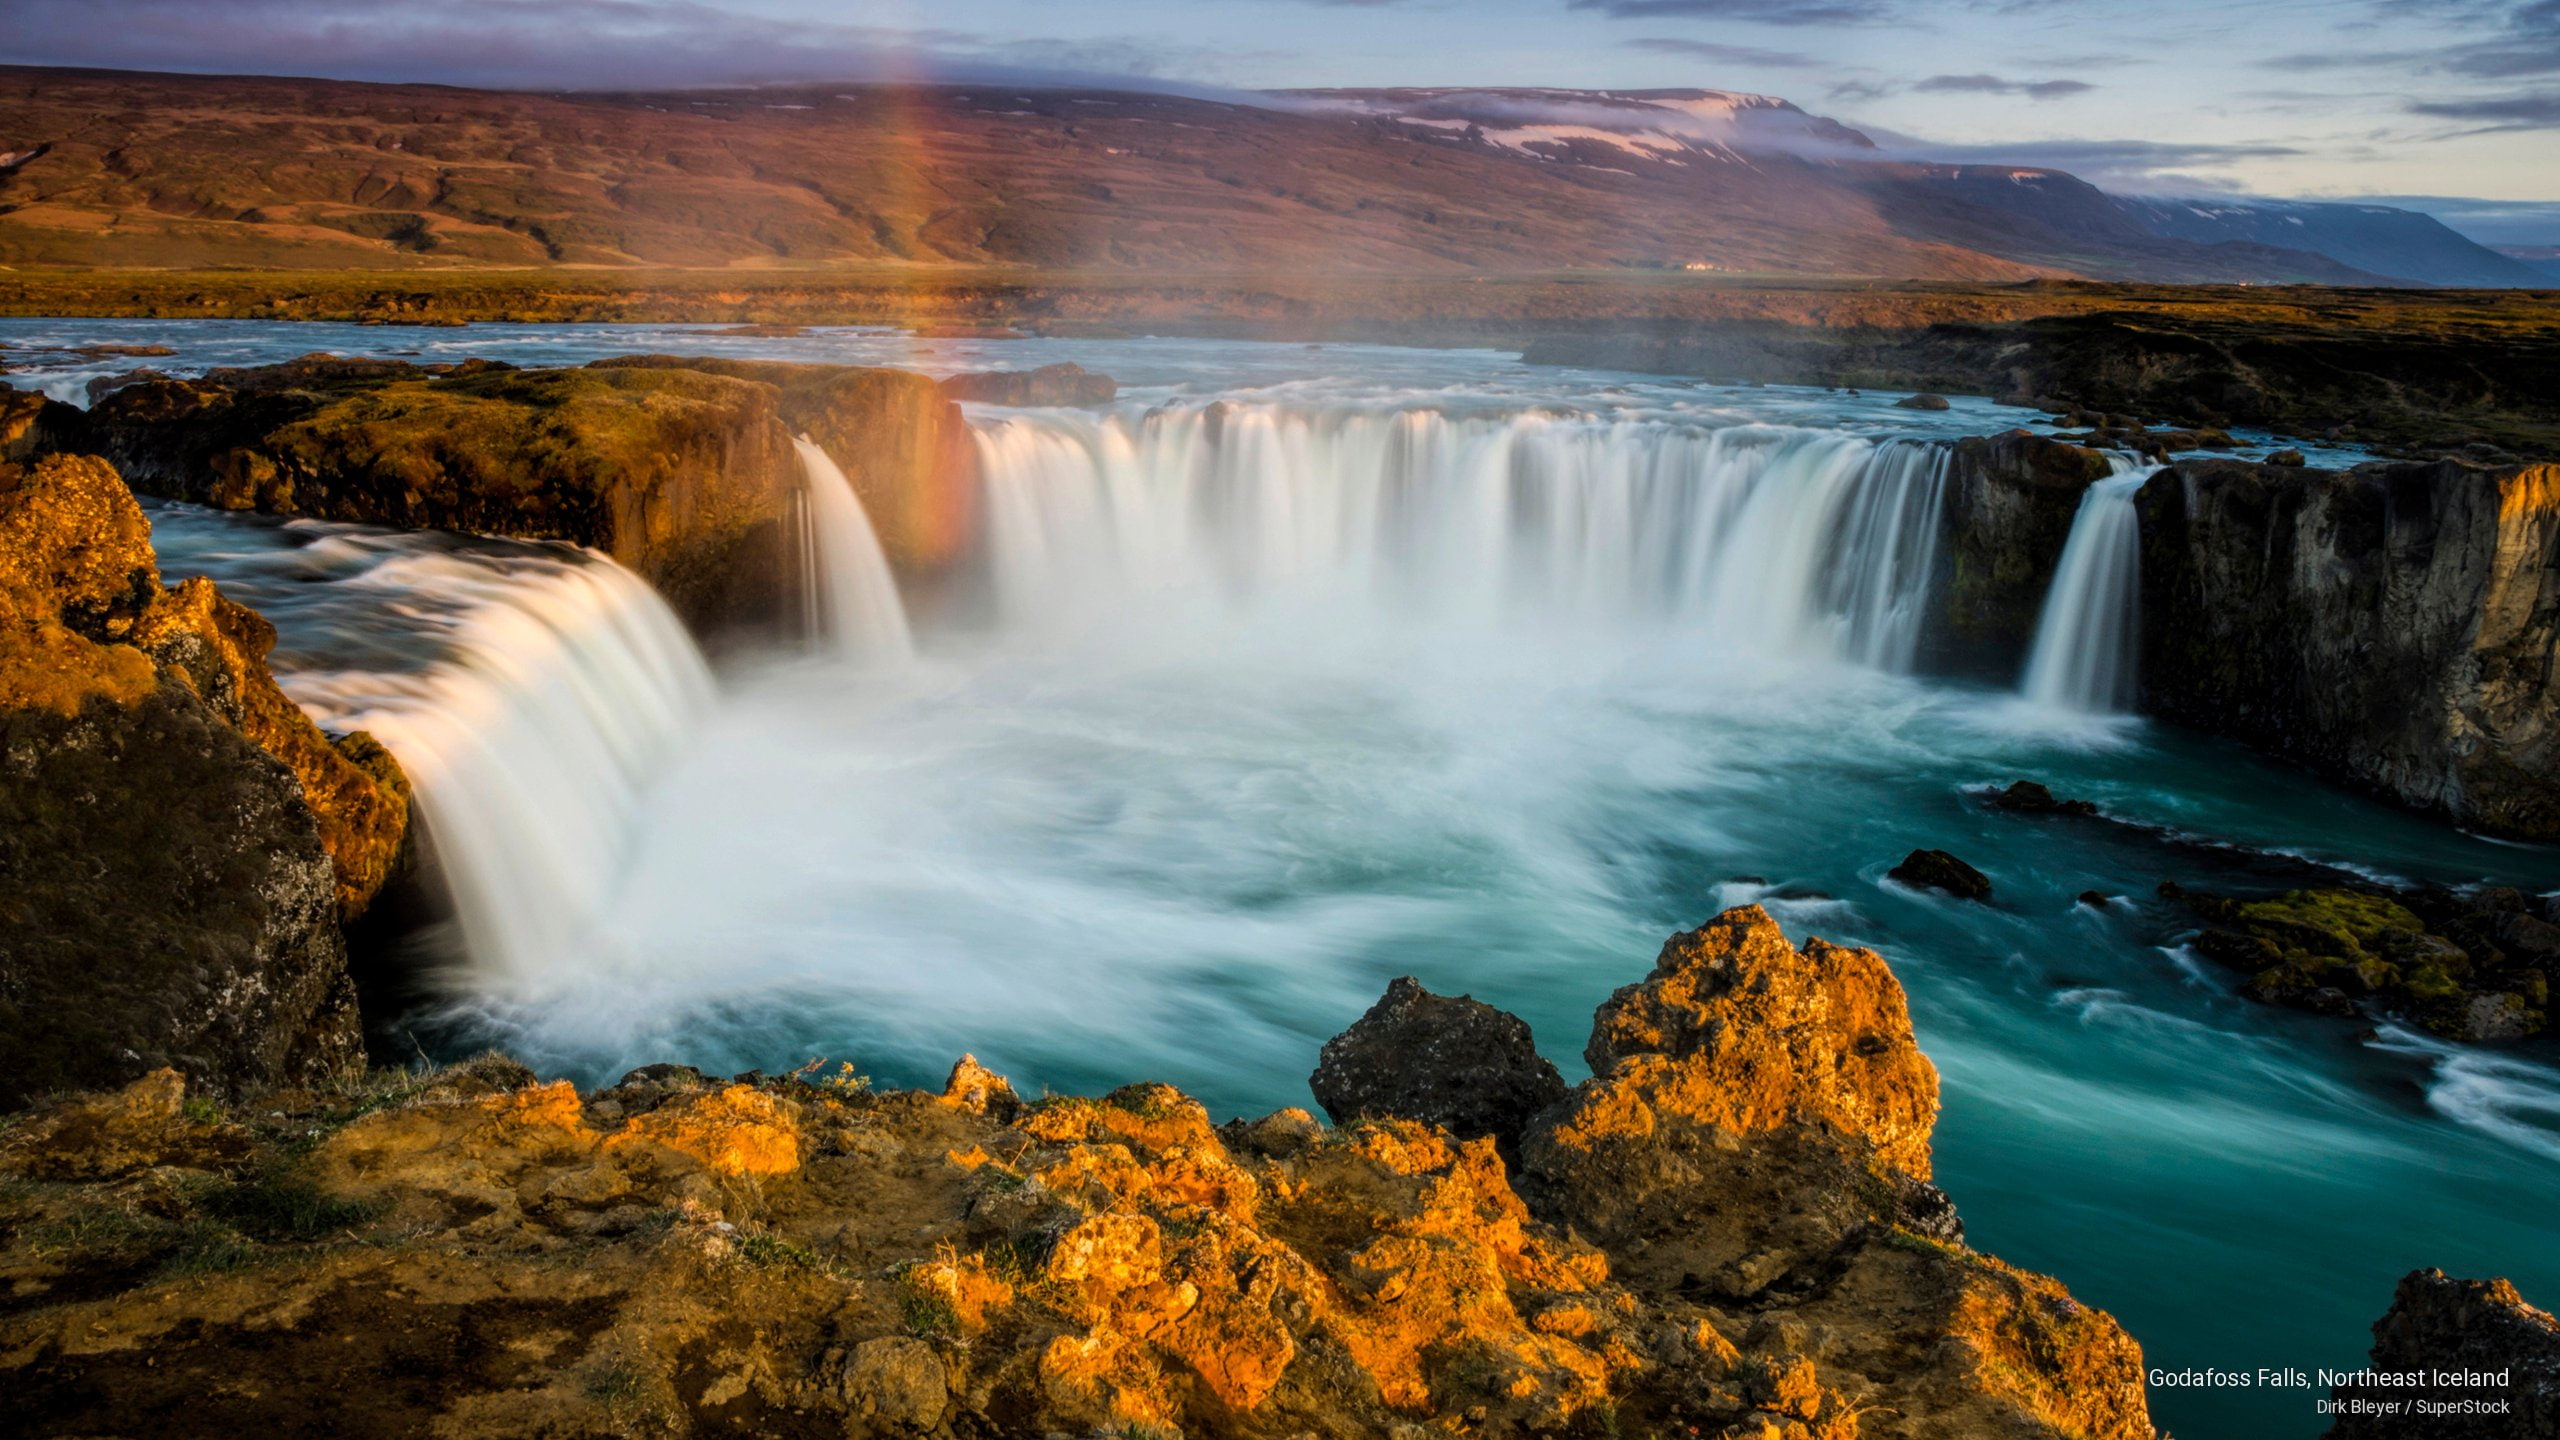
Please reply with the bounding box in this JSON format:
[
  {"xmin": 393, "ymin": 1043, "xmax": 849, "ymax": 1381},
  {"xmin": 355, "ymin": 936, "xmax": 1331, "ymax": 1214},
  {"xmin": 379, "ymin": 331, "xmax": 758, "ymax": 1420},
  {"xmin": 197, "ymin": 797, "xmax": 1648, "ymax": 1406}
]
[
  {"xmin": 1984, "ymin": 779, "xmax": 2099, "ymax": 817},
  {"xmin": 1890, "ymin": 848, "xmax": 1994, "ymax": 901},
  {"xmin": 2329, "ymin": 1269, "xmax": 2559, "ymax": 1439},
  {"xmin": 1893, "ymin": 392, "xmax": 1952, "ymax": 410},
  {"xmin": 1308, "ymin": 976, "xmax": 1567, "ymax": 1158},
  {"xmin": 2170, "ymin": 885, "xmax": 2549, "ymax": 1043}
]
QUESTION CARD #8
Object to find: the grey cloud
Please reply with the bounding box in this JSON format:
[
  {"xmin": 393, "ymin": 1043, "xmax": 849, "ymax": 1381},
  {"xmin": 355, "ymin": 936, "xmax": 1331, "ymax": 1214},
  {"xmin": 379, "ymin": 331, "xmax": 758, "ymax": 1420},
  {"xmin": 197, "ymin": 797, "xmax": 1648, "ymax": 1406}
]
[
  {"xmin": 1565, "ymin": 0, "xmax": 1891, "ymax": 26},
  {"xmin": 1913, "ymin": 73, "xmax": 2096, "ymax": 99},
  {"xmin": 2409, "ymin": 90, "xmax": 2560, "ymax": 131},
  {"xmin": 0, "ymin": 0, "xmax": 1232, "ymax": 92},
  {"xmin": 1622, "ymin": 37, "xmax": 1827, "ymax": 67}
]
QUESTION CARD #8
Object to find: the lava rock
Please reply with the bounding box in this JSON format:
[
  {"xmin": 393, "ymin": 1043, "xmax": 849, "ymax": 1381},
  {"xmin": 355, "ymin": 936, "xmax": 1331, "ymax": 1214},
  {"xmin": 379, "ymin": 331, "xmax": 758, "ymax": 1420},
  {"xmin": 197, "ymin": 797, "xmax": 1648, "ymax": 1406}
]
[
  {"xmin": 2077, "ymin": 890, "xmax": 2114, "ymax": 908},
  {"xmin": 1309, "ymin": 976, "xmax": 1566, "ymax": 1158},
  {"xmin": 1893, "ymin": 392, "xmax": 1952, "ymax": 411},
  {"xmin": 1984, "ymin": 780, "xmax": 2099, "ymax": 817},
  {"xmin": 2330, "ymin": 1269, "xmax": 2559, "ymax": 1438},
  {"xmin": 1889, "ymin": 849, "xmax": 1993, "ymax": 902},
  {"xmin": 2267, "ymin": 447, "xmax": 2306, "ymax": 466}
]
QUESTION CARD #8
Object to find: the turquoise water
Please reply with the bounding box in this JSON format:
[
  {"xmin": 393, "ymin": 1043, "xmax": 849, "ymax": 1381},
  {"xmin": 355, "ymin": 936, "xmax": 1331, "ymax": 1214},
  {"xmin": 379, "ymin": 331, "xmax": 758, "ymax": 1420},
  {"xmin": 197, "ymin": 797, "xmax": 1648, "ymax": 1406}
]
[{"xmin": 72, "ymin": 322, "xmax": 2560, "ymax": 1440}]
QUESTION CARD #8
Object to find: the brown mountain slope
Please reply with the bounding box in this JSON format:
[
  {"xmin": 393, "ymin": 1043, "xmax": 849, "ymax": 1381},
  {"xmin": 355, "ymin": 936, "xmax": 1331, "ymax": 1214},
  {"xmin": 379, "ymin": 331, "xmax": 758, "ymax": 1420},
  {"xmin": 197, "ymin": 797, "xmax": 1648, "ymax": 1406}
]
[{"xmin": 0, "ymin": 66, "xmax": 2047, "ymax": 278}]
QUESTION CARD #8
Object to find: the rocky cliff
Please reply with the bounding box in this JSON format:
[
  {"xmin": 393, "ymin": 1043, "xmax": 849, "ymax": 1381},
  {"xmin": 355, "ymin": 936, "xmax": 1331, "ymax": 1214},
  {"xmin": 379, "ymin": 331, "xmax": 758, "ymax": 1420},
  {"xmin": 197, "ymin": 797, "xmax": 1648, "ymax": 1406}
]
[
  {"xmin": 2136, "ymin": 456, "xmax": 2560, "ymax": 841},
  {"xmin": 85, "ymin": 359, "xmax": 806, "ymax": 636},
  {"xmin": 0, "ymin": 907, "xmax": 2156, "ymax": 1440},
  {"xmin": 1925, "ymin": 430, "xmax": 2114, "ymax": 678},
  {"xmin": 0, "ymin": 445, "xmax": 407, "ymax": 1107},
  {"xmin": 2330, "ymin": 1269, "xmax": 2559, "ymax": 1438}
]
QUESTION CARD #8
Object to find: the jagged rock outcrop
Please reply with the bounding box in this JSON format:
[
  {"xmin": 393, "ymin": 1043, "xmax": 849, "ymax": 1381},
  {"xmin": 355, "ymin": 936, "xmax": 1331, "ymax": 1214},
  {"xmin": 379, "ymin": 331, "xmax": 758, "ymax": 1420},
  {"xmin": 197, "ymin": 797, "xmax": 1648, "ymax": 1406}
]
[
  {"xmin": 0, "ymin": 911, "xmax": 2154, "ymax": 1439},
  {"xmin": 2137, "ymin": 456, "xmax": 2560, "ymax": 841},
  {"xmin": 85, "ymin": 359, "xmax": 805, "ymax": 634},
  {"xmin": 1927, "ymin": 429, "xmax": 2115, "ymax": 676},
  {"xmin": 2330, "ymin": 1269, "xmax": 2560, "ymax": 1438},
  {"xmin": 585, "ymin": 355, "xmax": 983, "ymax": 573},
  {"xmin": 2167, "ymin": 883, "xmax": 2551, "ymax": 1042},
  {"xmin": 1308, "ymin": 975, "xmax": 1567, "ymax": 1159},
  {"xmin": 1, "ymin": 451, "xmax": 402, "ymax": 1107}
]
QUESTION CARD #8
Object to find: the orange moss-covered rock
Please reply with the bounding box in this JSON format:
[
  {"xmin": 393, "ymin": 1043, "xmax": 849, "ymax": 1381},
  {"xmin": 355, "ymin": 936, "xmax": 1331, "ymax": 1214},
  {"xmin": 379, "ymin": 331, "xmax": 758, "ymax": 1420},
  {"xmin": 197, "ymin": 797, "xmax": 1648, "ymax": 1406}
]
[{"xmin": 606, "ymin": 1084, "xmax": 803, "ymax": 1177}]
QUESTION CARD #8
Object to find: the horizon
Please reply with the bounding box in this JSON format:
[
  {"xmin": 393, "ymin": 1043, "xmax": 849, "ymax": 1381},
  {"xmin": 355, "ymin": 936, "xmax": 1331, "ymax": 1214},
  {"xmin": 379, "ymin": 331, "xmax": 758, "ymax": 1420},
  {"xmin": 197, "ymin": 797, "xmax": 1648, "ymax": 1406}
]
[{"xmin": 3, "ymin": 0, "xmax": 2557, "ymax": 245}]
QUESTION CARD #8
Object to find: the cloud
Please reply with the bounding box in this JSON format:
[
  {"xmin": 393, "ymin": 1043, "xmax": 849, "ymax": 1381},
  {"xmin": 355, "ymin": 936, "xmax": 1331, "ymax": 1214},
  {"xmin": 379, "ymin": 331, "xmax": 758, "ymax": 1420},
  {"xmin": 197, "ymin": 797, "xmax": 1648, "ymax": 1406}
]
[
  {"xmin": 1911, "ymin": 73, "xmax": 2096, "ymax": 99},
  {"xmin": 1622, "ymin": 37, "xmax": 1826, "ymax": 67},
  {"xmin": 1564, "ymin": 0, "xmax": 1891, "ymax": 25},
  {"xmin": 1858, "ymin": 130, "xmax": 2308, "ymax": 191},
  {"xmin": 2409, "ymin": 90, "xmax": 2560, "ymax": 131},
  {"xmin": 0, "ymin": 0, "xmax": 1236, "ymax": 92}
]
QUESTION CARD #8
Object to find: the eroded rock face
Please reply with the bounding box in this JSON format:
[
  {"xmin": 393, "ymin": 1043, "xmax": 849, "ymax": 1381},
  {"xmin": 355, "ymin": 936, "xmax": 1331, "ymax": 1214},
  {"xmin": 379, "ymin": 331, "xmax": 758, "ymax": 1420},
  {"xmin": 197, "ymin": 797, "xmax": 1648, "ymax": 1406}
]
[
  {"xmin": 1929, "ymin": 430, "xmax": 2116, "ymax": 676},
  {"xmin": 0, "ymin": 912, "xmax": 2151, "ymax": 1440},
  {"xmin": 2138, "ymin": 457, "xmax": 2560, "ymax": 841},
  {"xmin": 2330, "ymin": 1269, "xmax": 2560, "ymax": 1439},
  {"xmin": 1308, "ymin": 975, "xmax": 1567, "ymax": 1158},
  {"xmin": 1, "ymin": 451, "xmax": 400, "ymax": 1106},
  {"xmin": 90, "ymin": 362, "xmax": 806, "ymax": 635},
  {"xmin": 939, "ymin": 361, "xmax": 1118, "ymax": 408}
]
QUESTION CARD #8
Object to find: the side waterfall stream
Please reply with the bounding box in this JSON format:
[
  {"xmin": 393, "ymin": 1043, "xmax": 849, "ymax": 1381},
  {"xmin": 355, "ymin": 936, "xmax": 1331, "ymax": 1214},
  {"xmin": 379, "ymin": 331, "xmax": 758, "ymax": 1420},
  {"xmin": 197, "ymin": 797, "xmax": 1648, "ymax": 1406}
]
[{"xmin": 139, "ymin": 377, "xmax": 2560, "ymax": 1440}]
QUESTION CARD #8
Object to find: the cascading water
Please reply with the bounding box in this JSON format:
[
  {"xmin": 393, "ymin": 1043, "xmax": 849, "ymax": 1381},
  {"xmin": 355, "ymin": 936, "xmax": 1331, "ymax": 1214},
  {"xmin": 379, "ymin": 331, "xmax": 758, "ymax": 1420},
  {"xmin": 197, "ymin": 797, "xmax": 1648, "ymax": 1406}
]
[
  {"xmin": 146, "ymin": 505, "xmax": 716, "ymax": 986},
  {"xmin": 2018, "ymin": 458, "xmax": 2156, "ymax": 714},
  {"xmin": 794, "ymin": 437, "xmax": 914, "ymax": 662},
  {"xmin": 969, "ymin": 406, "xmax": 1951, "ymax": 669}
]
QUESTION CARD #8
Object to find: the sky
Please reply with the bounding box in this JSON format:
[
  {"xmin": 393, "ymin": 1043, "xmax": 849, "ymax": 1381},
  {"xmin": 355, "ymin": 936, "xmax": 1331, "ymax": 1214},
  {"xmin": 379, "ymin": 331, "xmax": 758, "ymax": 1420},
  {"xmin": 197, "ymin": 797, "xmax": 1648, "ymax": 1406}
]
[{"xmin": 6, "ymin": 0, "xmax": 2556, "ymax": 234}]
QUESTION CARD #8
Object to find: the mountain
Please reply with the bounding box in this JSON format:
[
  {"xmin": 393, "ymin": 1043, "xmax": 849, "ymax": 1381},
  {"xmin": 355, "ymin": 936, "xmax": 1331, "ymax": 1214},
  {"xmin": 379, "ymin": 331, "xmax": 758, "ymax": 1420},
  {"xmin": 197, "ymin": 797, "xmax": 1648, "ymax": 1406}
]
[
  {"xmin": 2115, "ymin": 198, "xmax": 2550, "ymax": 287},
  {"xmin": 0, "ymin": 66, "xmax": 2527, "ymax": 287},
  {"xmin": 2494, "ymin": 246, "xmax": 2560, "ymax": 284}
]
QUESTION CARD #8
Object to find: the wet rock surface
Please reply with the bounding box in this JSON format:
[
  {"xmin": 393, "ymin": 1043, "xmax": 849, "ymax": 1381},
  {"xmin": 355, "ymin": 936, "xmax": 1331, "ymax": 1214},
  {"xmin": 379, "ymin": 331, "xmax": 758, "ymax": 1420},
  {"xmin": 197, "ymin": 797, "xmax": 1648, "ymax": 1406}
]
[
  {"xmin": 1890, "ymin": 847, "xmax": 1995, "ymax": 901},
  {"xmin": 2330, "ymin": 1269, "xmax": 2560, "ymax": 1439},
  {"xmin": 0, "ymin": 909, "xmax": 2155, "ymax": 1440},
  {"xmin": 3, "ymin": 449, "xmax": 402, "ymax": 1107},
  {"xmin": 1308, "ymin": 976, "xmax": 1567, "ymax": 1159},
  {"xmin": 2137, "ymin": 456, "xmax": 2560, "ymax": 842},
  {"xmin": 1928, "ymin": 429, "xmax": 2115, "ymax": 676}
]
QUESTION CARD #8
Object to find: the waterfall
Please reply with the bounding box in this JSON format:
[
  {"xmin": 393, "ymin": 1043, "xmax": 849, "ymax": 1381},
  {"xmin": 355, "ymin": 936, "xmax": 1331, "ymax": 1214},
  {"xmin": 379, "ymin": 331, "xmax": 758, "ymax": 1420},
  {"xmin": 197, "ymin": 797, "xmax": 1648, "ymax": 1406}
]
[
  {"xmin": 967, "ymin": 406, "xmax": 1951, "ymax": 670},
  {"xmin": 794, "ymin": 437, "xmax": 914, "ymax": 662},
  {"xmin": 281, "ymin": 549, "xmax": 716, "ymax": 987},
  {"xmin": 2018, "ymin": 459, "xmax": 2156, "ymax": 713}
]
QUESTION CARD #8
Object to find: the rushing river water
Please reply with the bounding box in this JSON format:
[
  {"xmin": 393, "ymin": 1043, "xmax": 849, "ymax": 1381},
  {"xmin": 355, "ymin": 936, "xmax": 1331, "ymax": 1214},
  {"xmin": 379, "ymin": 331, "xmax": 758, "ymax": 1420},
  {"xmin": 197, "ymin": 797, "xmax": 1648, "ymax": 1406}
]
[{"xmin": 18, "ymin": 320, "xmax": 2556, "ymax": 1439}]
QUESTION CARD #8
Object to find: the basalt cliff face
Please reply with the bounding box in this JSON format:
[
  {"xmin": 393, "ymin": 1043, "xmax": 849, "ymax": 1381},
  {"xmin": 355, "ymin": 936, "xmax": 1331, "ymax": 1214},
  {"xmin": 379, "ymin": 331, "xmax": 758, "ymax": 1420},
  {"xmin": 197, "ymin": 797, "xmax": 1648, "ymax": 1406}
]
[
  {"xmin": 1926, "ymin": 430, "xmax": 2115, "ymax": 678},
  {"xmin": 2331, "ymin": 1269, "xmax": 2560, "ymax": 1438},
  {"xmin": 2136, "ymin": 457, "xmax": 2560, "ymax": 841},
  {"xmin": 0, "ymin": 441, "xmax": 407, "ymax": 1108},
  {"xmin": 0, "ymin": 907, "xmax": 2158, "ymax": 1440}
]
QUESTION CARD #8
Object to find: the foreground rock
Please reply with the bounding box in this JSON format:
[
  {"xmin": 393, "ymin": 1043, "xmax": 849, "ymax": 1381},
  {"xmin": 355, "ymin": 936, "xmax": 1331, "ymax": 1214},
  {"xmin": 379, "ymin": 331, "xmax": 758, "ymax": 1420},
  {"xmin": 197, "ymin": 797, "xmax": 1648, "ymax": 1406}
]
[
  {"xmin": 2167, "ymin": 883, "xmax": 2551, "ymax": 1042},
  {"xmin": 1, "ymin": 450, "xmax": 405, "ymax": 1107},
  {"xmin": 1308, "ymin": 975, "xmax": 1566, "ymax": 1160},
  {"xmin": 0, "ymin": 909, "xmax": 2154, "ymax": 1439},
  {"xmin": 2329, "ymin": 1269, "xmax": 2560, "ymax": 1438},
  {"xmin": 2138, "ymin": 456, "xmax": 2560, "ymax": 842}
]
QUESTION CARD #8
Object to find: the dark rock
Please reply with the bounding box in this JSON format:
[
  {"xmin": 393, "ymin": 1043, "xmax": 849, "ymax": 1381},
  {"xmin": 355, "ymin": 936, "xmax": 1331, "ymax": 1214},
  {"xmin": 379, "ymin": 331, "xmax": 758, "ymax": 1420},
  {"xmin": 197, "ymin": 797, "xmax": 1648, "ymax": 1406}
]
[
  {"xmin": 1889, "ymin": 849, "xmax": 1993, "ymax": 902},
  {"xmin": 2136, "ymin": 457, "xmax": 2560, "ymax": 842},
  {"xmin": 2329, "ymin": 1269, "xmax": 2560, "ymax": 1439},
  {"xmin": 1892, "ymin": 1174, "xmax": 1964, "ymax": 1245},
  {"xmin": 2173, "ymin": 886, "xmax": 2549, "ymax": 1043},
  {"xmin": 1926, "ymin": 430, "xmax": 2117, "ymax": 677},
  {"xmin": 1309, "ymin": 976, "xmax": 1566, "ymax": 1158},
  {"xmin": 1983, "ymin": 780, "xmax": 2099, "ymax": 817},
  {"xmin": 2077, "ymin": 890, "xmax": 2114, "ymax": 907},
  {"xmin": 939, "ymin": 362, "xmax": 1118, "ymax": 407},
  {"xmin": 2267, "ymin": 447, "xmax": 2306, "ymax": 466},
  {"xmin": 1893, "ymin": 392, "xmax": 1951, "ymax": 411}
]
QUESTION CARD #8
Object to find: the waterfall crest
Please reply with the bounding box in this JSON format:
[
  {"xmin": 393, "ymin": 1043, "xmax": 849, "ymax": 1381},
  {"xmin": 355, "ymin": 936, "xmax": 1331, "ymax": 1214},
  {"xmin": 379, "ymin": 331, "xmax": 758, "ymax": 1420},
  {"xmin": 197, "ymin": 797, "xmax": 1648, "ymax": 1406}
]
[
  {"xmin": 795, "ymin": 437, "xmax": 914, "ymax": 663},
  {"xmin": 969, "ymin": 406, "xmax": 1951, "ymax": 671},
  {"xmin": 285, "ymin": 550, "xmax": 716, "ymax": 986},
  {"xmin": 2019, "ymin": 458, "xmax": 2156, "ymax": 714}
]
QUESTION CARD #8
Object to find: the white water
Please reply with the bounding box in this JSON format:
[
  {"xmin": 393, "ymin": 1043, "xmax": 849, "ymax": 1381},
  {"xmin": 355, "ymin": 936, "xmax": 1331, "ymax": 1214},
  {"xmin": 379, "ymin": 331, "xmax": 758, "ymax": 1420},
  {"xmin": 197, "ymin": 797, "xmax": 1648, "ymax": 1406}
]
[
  {"xmin": 2019, "ymin": 459, "xmax": 2156, "ymax": 713},
  {"xmin": 795, "ymin": 437, "xmax": 914, "ymax": 662},
  {"xmin": 281, "ymin": 545, "xmax": 715, "ymax": 985},
  {"xmin": 971, "ymin": 406, "xmax": 1950, "ymax": 670}
]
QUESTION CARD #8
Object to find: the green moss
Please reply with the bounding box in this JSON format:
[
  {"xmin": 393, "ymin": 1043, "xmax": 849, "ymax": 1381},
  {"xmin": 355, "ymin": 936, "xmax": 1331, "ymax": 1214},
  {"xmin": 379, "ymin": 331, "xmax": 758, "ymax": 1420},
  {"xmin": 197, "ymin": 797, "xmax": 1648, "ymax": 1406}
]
[{"xmin": 737, "ymin": 1232, "xmax": 823, "ymax": 1271}]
